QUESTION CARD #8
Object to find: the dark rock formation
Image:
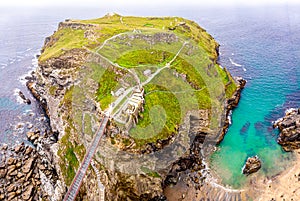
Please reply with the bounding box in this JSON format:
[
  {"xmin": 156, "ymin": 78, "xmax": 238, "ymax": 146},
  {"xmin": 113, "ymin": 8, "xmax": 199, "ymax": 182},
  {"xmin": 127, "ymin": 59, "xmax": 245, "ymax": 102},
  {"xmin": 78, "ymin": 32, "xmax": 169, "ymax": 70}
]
[
  {"xmin": 218, "ymin": 76, "xmax": 247, "ymax": 143},
  {"xmin": 274, "ymin": 108, "xmax": 300, "ymax": 151},
  {"xmin": 242, "ymin": 156, "xmax": 261, "ymax": 175},
  {"xmin": 18, "ymin": 91, "xmax": 31, "ymax": 104}
]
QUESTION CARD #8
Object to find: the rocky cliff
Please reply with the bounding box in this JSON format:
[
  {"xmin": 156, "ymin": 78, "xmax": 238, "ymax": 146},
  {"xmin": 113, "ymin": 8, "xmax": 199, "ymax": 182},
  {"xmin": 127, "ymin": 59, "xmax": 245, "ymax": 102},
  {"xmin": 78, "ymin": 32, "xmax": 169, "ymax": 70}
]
[
  {"xmin": 27, "ymin": 14, "xmax": 244, "ymax": 200},
  {"xmin": 274, "ymin": 108, "xmax": 300, "ymax": 151}
]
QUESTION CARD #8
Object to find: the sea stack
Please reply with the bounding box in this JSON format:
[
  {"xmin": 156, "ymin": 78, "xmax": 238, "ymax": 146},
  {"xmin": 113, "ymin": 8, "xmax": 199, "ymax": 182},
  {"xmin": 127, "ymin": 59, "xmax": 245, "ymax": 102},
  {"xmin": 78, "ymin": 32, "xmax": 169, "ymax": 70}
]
[{"xmin": 242, "ymin": 155, "xmax": 262, "ymax": 175}]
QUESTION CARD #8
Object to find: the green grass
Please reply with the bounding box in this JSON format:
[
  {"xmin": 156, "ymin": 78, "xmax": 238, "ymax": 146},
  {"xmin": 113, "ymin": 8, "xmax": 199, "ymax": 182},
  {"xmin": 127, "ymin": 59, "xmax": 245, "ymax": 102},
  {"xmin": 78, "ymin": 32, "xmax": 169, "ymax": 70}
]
[
  {"xmin": 49, "ymin": 85, "xmax": 57, "ymax": 96},
  {"xmin": 42, "ymin": 15, "xmax": 238, "ymax": 154},
  {"xmin": 143, "ymin": 23, "xmax": 154, "ymax": 27},
  {"xmin": 134, "ymin": 66, "xmax": 159, "ymax": 83},
  {"xmin": 96, "ymin": 68, "xmax": 120, "ymax": 110},
  {"xmin": 98, "ymin": 30, "xmax": 183, "ymax": 65},
  {"xmin": 130, "ymin": 84, "xmax": 181, "ymax": 147},
  {"xmin": 171, "ymin": 56, "xmax": 206, "ymax": 90},
  {"xmin": 39, "ymin": 28, "xmax": 89, "ymax": 62},
  {"xmin": 115, "ymin": 49, "xmax": 174, "ymax": 68},
  {"xmin": 61, "ymin": 86, "xmax": 74, "ymax": 111},
  {"xmin": 140, "ymin": 166, "xmax": 161, "ymax": 178},
  {"xmin": 129, "ymin": 65, "xmax": 216, "ymax": 146},
  {"xmin": 57, "ymin": 129, "xmax": 86, "ymax": 186}
]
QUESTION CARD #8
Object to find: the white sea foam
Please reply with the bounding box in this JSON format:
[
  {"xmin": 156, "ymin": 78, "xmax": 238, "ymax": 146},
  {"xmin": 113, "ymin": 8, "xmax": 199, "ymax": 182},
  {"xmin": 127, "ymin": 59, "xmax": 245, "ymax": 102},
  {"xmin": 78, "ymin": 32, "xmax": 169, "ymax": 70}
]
[
  {"xmin": 229, "ymin": 58, "xmax": 242, "ymax": 67},
  {"xmin": 32, "ymin": 56, "xmax": 39, "ymax": 67},
  {"xmin": 19, "ymin": 72, "xmax": 32, "ymax": 85},
  {"xmin": 285, "ymin": 108, "xmax": 297, "ymax": 115},
  {"xmin": 9, "ymin": 58, "xmax": 16, "ymax": 64},
  {"xmin": 18, "ymin": 52, "xmax": 39, "ymax": 85},
  {"xmin": 228, "ymin": 110, "xmax": 232, "ymax": 125},
  {"xmin": 13, "ymin": 88, "xmax": 24, "ymax": 104},
  {"xmin": 0, "ymin": 63, "xmax": 7, "ymax": 69}
]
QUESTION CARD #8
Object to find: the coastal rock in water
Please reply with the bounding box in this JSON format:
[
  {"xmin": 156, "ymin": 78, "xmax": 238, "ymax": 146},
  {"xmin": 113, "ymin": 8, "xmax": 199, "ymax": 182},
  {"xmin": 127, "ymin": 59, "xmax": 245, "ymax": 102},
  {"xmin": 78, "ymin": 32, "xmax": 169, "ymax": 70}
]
[
  {"xmin": 18, "ymin": 91, "xmax": 31, "ymax": 104},
  {"xmin": 242, "ymin": 156, "xmax": 261, "ymax": 175},
  {"xmin": 274, "ymin": 108, "xmax": 300, "ymax": 151}
]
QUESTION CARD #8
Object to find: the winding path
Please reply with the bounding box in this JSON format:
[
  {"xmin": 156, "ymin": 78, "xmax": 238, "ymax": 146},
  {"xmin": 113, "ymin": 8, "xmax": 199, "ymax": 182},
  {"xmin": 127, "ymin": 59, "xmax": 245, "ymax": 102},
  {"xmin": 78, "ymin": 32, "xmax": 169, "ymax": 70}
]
[
  {"xmin": 62, "ymin": 34, "xmax": 188, "ymax": 200},
  {"xmin": 62, "ymin": 115, "xmax": 109, "ymax": 201}
]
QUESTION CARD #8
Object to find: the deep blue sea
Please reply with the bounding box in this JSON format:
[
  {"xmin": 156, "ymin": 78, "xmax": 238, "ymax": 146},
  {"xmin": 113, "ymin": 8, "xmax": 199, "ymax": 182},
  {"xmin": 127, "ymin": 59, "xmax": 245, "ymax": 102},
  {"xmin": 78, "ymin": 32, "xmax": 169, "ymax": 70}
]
[{"xmin": 0, "ymin": 4, "xmax": 299, "ymax": 188}]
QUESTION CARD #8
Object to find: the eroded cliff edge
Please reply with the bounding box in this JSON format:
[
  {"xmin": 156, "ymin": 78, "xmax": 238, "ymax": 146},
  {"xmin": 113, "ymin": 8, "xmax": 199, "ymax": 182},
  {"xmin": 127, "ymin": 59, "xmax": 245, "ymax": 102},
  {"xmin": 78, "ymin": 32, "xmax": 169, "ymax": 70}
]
[{"xmin": 27, "ymin": 14, "xmax": 245, "ymax": 200}]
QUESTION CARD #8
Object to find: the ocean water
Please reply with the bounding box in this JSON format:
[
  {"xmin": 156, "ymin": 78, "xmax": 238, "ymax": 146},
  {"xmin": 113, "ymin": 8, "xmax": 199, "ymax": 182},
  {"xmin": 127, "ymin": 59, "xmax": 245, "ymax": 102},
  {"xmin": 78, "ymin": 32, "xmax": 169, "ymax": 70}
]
[
  {"xmin": 199, "ymin": 6, "xmax": 300, "ymax": 188},
  {"xmin": 0, "ymin": 4, "xmax": 299, "ymax": 189}
]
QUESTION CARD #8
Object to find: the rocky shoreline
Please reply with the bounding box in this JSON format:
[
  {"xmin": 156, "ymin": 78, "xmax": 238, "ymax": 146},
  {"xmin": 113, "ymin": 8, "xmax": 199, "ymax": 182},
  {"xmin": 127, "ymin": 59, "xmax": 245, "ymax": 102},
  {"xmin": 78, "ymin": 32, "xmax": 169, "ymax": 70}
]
[
  {"xmin": 0, "ymin": 131, "xmax": 64, "ymax": 201},
  {"xmin": 274, "ymin": 108, "xmax": 300, "ymax": 151},
  {"xmin": 218, "ymin": 76, "xmax": 246, "ymax": 144}
]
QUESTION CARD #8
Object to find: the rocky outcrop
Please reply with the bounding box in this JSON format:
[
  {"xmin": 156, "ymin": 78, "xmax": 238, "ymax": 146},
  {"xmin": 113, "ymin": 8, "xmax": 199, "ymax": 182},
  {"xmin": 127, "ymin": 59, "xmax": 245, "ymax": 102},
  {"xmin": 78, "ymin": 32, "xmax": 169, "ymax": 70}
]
[
  {"xmin": 274, "ymin": 108, "xmax": 300, "ymax": 151},
  {"xmin": 0, "ymin": 142, "xmax": 60, "ymax": 201},
  {"xmin": 18, "ymin": 91, "xmax": 31, "ymax": 104},
  {"xmin": 218, "ymin": 76, "xmax": 246, "ymax": 143},
  {"xmin": 58, "ymin": 20, "xmax": 96, "ymax": 30},
  {"xmin": 242, "ymin": 156, "xmax": 261, "ymax": 175}
]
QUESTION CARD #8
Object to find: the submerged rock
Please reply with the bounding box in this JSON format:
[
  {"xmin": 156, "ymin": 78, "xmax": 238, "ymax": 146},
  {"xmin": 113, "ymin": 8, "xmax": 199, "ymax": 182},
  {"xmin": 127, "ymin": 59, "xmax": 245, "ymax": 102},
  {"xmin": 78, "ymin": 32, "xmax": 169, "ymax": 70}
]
[
  {"xmin": 274, "ymin": 108, "xmax": 300, "ymax": 151},
  {"xmin": 242, "ymin": 156, "xmax": 261, "ymax": 175}
]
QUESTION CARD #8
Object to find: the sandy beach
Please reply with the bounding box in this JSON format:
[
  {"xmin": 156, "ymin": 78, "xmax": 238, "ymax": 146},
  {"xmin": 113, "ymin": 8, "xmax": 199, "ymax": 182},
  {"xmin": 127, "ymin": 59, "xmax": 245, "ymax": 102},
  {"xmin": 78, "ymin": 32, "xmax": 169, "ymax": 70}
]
[{"xmin": 253, "ymin": 151, "xmax": 300, "ymax": 200}]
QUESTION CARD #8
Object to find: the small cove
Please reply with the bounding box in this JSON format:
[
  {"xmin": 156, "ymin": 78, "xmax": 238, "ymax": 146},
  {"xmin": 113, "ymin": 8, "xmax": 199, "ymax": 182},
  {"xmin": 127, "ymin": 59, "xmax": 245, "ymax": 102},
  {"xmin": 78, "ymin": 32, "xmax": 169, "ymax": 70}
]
[{"xmin": 202, "ymin": 6, "xmax": 300, "ymax": 188}]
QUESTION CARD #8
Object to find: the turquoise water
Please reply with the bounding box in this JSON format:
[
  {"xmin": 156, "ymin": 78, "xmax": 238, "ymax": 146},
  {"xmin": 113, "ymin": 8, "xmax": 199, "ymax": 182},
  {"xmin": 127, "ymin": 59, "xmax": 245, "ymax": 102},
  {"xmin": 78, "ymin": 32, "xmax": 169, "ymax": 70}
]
[{"xmin": 199, "ymin": 7, "xmax": 300, "ymax": 188}]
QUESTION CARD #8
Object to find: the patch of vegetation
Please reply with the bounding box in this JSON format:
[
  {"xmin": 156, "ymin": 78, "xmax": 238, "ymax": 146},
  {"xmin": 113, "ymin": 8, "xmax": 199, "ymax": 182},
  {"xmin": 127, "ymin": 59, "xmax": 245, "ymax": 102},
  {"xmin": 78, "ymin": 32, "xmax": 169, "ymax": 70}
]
[
  {"xmin": 143, "ymin": 23, "xmax": 154, "ymax": 27},
  {"xmin": 57, "ymin": 127, "xmax": 86, "ymax": 186},
  {"xmin": 130, "ymin": 83, "xmax": 181, "ymax": 146},
  {"xmin": 61, "ymin": 86, "xmax": 74, "ymax": 111},
  {"xmin": 140, "ymin": 166, "xmax": 161, "ymax": 178},
  {"xmin": 49, "ymin": 85, "xmax": 57, "ymax": 96},
  {"xmin": 115, "ymin": 49, "xmax": 174, "ymax": 68},
  {"xmin": 98, "ymin": 30, "xmax": 183, "ymax": 65},
  {"xmin": 40, "ymin": 28, "xmax": 89, "ymax": 62},
  {"xmin": 171, "ymin": 56, "xmax": 206, "ymax": 90},
  {"xmin": 122, "ymin": 138, "xmax": 131, "ymax": 146},
  {"xmin": 96, "ymin": 68, "xmax": 120, "ymax": 110},
  {"xmin": 220, "ymin": 67, "xmax": 238, "ymax": 98}
]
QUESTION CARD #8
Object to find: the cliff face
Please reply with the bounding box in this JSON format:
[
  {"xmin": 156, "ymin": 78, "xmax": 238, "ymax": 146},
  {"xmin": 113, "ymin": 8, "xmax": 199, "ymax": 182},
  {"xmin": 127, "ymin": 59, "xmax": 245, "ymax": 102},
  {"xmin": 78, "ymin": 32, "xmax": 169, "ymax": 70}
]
[
  {"xmin": 274, "ymin": 108, "xmax": 300, "ymax": 151},
  {"xmin": 28, "ymin": 14, "xmax": 242, "ymax": 200}
]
